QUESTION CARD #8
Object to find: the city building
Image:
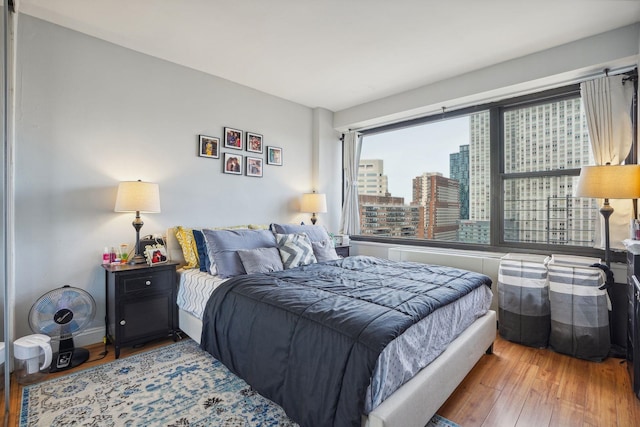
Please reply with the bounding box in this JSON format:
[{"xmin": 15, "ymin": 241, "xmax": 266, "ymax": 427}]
[
  {"xmin": 450, "ymin": 144, "xmax": 469, "ymax": 220},
  {"xmin": 358, "ymin": 159, "xmax": 389, "ymax": 196},
  {"xmin": 499, "ymin": 98, "xmax": 596, "ymax": 245},
  {"xmin": 359, "ymin": 194, "xmax": 422, "ymax": 238},
  {"xmin": 412, "ymin": 172, "xmax": 460, "ymax": 241}
]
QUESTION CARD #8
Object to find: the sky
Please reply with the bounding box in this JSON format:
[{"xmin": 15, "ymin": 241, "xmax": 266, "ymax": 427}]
[{"xmin": 361, "ymin": 116, "xmax": 471, "ymax": 201}]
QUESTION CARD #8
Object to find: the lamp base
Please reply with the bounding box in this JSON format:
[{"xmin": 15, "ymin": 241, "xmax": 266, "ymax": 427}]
[{"xmin": 129, "ymin": 254, "xmax": 147, "ymax": 265}]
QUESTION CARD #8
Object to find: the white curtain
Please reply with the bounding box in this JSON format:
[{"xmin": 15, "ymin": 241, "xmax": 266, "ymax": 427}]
[
  {"xmin": 340, "ymin": 131, "xmax": 362, "ymax": 235},
  {"xmin": 581, "ymin": 75, "xmax": 635, "ymax": 250}
]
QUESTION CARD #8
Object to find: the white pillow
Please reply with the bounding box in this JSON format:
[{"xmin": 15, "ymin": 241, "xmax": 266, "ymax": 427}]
[{"xmin": 312, "ymin": 239, "xmax": 340, "ymax": 262}]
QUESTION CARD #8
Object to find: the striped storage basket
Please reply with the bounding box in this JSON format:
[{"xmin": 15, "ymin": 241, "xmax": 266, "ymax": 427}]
[
  {"xmin": 547, "ymin": 255, "xmax": 610, "ymax": 361},
  {"xmin": 498, "ymin": 253, "xmax": 550, "ymax": 348}
]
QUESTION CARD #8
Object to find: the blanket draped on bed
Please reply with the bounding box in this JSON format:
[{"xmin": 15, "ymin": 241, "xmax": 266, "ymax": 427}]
[{"xmin": 200, "ymin": 256, "xmax": 491, "ymax": 427}]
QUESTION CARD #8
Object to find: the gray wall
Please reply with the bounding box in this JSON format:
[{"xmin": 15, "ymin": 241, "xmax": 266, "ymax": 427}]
[{"xmin": 13, "ymin": 15, "xmax": 321, "ymax": 344}]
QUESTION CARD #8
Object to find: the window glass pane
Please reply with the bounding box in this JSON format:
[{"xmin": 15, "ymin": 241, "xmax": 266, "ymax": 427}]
[
  {"xmin": 502, "ymin": 97, "xmax": 597, "ymax": 246},
  {"xmin": 503, "ymin": 177, "xmax": 598, "ymax": 246},
  {"xmin": 504, "ymin": 98, "xmax": 592, "ymax": 173},
  {"xmin": 359, "ymin": 111, "xmax": 491, "ymax": 243}
]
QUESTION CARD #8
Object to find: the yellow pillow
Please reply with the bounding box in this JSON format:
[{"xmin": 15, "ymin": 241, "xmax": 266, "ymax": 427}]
[
  {"xmin": 248, "ymin": 224, "xmax": 269, "ymax": 230},
  {"xmin": 175, "ymin": 226, "xmax": 200, "ymax": 269}
]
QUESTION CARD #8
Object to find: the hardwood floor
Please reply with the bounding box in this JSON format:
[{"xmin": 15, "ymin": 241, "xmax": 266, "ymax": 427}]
[
  {"xmin": 3, "ymin": 335, "xmax": 640, "ymax": 426},
  {"xmin": 439, "ymin": 336, "xmax": 640, "ymax": 426}
]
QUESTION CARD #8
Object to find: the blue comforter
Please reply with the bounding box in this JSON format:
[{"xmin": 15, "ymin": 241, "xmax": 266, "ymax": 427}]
[{"xmin": 200, "ymin": 256, "xmax": 491, "ymax": 427}]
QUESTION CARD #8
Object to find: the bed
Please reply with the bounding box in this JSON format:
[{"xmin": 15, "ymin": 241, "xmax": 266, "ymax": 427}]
[{"xmin": 168, "ymin": 226, "xmax": 496, "ymax": 427}]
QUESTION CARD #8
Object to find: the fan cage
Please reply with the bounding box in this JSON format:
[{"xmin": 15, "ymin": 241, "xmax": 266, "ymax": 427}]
[{"xmin": 28, "ymin": 286, "xmax": 97, "ymax": 340}]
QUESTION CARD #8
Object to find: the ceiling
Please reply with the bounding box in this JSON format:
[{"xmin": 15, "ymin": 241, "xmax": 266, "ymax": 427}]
[{"xmin": 16, "ymin": 1, "xmax": 640, "ymax": 112}]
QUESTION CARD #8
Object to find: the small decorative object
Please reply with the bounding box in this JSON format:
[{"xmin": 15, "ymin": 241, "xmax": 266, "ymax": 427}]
[
  {"xmin": 224, "ymin": 127, "xmax": 243, "ymax": 150},
  {"xmin": 223, "ymin": 152, "xmax": 243, "ymax": 175},
  {"xmin": 267, "ymin": 146, "xmax": 283, "ymax": 165},
  {"xmin": 246, "ymin": 156, "xmax": 263, "ymax": 177},
  {"xmin": 144, "ymin": 243, "xmax": 168, "ymax": 265},
  {"xmin": 119, "ymin": 244, "xmax": 129, "ymax": 263},
  {"xmin": 198, "ymin": 135, "xmax": 220, "ymax": 158},
  {"xmin": 246, "ymin": 132, "xmax": 263, "ymax": 153}
]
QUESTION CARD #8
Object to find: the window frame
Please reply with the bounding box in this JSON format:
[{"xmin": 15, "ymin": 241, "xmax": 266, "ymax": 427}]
[{"xmin": 351, "ymin": 81, "xmax": 636, "ymax": 262}]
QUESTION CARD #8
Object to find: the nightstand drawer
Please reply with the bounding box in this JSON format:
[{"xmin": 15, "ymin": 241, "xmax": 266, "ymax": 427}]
[{"xmin": 122, "ymin": 272, "xmax": 172, "ymax": 294}]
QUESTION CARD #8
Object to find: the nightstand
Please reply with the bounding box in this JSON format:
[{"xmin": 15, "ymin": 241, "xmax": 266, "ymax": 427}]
[
  {"xmin": 335, "ymin": 245, "xmax": 350, "ymax": 258},
  {"xmin": 102, "ymin": 262, "xmax": 179, "ymax": 358}
]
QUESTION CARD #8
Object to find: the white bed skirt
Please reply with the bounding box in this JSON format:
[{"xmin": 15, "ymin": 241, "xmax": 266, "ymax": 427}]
[{"xmin": 178, "ymin": 307, "xmax": 496, "ymax": 427}]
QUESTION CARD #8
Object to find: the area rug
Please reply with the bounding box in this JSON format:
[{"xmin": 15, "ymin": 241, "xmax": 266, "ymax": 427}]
[{"xmin": 20, "ymin": 339, "xmax": 460, "ymax": 427}]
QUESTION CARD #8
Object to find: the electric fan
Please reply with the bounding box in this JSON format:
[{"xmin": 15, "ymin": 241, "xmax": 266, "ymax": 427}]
[{"xmin": 28, "ymin": 285, "xmax": 97, "ymax": 373}]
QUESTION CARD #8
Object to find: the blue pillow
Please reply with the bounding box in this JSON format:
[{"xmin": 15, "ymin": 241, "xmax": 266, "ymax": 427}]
[
  {"xmin": 202, "ymin": 229, "xmax": 277, "ymax": 278},
  {"xmin": 192, "ymin": 229, "xmax": 210, "ymax": 273},
  {"xmin": 270, "ymin": 223, "xmax": 331, "ymax": 243}
]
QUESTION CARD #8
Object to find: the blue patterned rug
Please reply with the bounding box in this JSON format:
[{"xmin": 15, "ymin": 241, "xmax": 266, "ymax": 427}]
[{"xmin": 20, "ymin": 339, "xmax": 460, "ymax": 426}]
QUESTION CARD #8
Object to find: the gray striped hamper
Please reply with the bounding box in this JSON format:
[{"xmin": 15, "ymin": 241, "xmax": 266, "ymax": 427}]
[
  {"xmin": 498, "ymin": 253, "xmax": 550, "ymax": 348},
  {"xmin": 547, "ymin": 255, "xmax": 610, "ymax": 361}
]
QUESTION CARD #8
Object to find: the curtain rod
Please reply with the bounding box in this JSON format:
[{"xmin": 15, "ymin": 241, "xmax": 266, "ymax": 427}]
[{"xmin": 344, "ymin": 64, "xmax": 638, "ymax": 136}]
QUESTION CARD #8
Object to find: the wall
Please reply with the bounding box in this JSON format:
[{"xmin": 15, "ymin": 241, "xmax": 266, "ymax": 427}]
[
  {"xmin": 13, "ymin": 15, "xmax": 321, "ymax": 345},
  {"xmin": 334, "ymin": 24, "xmax": 640, "ymax": 131}
]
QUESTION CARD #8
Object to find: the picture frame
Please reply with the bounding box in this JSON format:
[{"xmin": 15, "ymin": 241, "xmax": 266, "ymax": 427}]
[
  {"xmin": 224, "ymin": 127, "xmax": 243, "ymax": 150},
  {"xmin": 246, "ymin": 156, "xmax": 263, "ymax": 177},
  {"xmin": 223, "ymin": 152, "xmax": 243, "ymax": 175},
  {"xmin": 198, "ymin": 135, "xmax": 220, "ymax": 159},
  {"xmin": 267, "ymin": 146, "xmax": 283, "ymax": 166},
  {"xmin": 246, "ymin": 132, "xmax": 264, "ymax": 154},
  {"xmin": 144, "ymin": 243, "xmax": 168, "ymax": 266}
]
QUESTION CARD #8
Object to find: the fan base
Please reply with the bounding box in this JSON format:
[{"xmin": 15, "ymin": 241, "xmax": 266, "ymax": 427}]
[{"xmin": 49, "ymin": 347, "xmax": 90, "ymax": 373}]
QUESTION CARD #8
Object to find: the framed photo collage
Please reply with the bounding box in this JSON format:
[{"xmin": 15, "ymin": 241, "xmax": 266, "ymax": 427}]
[{"xmin": 198, "ymin": 127, "xmax": 282, "ymax": 177}]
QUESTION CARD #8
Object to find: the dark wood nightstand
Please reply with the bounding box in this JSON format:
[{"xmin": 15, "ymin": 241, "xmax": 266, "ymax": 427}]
[
  {"xmin": 335, "ymin": 245, "xmax": 350, "ymax": 258},
  {"xmin": 102, "ymin": 262, "xmax": 179, "ymax": 358}
]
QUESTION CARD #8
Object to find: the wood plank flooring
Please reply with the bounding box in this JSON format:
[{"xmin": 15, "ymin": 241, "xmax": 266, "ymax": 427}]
[
  {"xmin": 439, "ymin": 336, "xmax": 640, "ymax": 426},
  {"xmin": 3, "ymin": 335, "xmax": 640, "ymax": 426}
]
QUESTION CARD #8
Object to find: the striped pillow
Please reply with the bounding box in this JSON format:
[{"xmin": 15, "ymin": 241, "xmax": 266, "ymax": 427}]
[{"xmin": 276, "ymin": 233, "xmax": 317, "ymax": 269}]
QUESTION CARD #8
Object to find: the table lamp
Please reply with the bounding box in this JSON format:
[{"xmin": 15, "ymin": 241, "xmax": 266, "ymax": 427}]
[
  {"xmin": 576, "ymin": 163, "xmax": 640, "ymax": 267},
  {"xmin": 301, "ymin": 192, "xmax": 327, "ymax": 225},
  {"xmin": 114, "ymin": 180, "xmax": 161, "ymax": 264}
]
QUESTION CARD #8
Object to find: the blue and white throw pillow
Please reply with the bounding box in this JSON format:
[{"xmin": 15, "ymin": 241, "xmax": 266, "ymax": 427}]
[{"xmin": 276, "ymin": 233, "xmax": 317, "ymax": 269}]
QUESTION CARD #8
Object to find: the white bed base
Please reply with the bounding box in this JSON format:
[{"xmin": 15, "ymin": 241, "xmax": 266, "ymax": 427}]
[{"xmin": 178, "ymin": 307, "xmax": 496, "ymax": 427}]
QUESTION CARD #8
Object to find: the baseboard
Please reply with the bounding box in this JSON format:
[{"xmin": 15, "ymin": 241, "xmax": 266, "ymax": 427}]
[{"xmin": 71, "ymin": 326, "xmax": 105, "ymax": 348}]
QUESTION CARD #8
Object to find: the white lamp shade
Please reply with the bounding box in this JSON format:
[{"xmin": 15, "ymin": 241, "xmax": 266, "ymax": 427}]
[
  {"xmin": 576, "ymin": 164, "xmax": 640, "ymax": 199},
  {"xmin": 300, "ymin": 193, "xmax": 327, "ymax": 213},
  {"xmin": 114, "ymin": 181, "xmax": 161, "ymax": 213}
]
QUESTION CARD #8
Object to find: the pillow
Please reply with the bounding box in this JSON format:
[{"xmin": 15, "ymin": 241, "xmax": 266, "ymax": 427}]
[
  {"xmin": 312, "ymin": 239, "xmax": 340, "ymax": 262},
  {"xmin": 248, "ymin": 224, "xmax": 270, "ymax": 230},
  {"xmin": 192, "ymin": 229, "xmax": 210, "ymax": 273},
  {"xmin": 175, "ymin": 226, "xmax": 199, "ymax": 269},
  {"xmin": 238, "ymin": 247, "xmax": 284, "ymax": 274},
  {"xmin": 202, "ymin": 229, "xmax": 277, "ymax": 278},
  {"xmin": 276, "ymin": 233, "xmax": 317, "ymax": 269},
  {"xmin": 271, "ymin": 223, "xmax": 331, "ymax": 243}
]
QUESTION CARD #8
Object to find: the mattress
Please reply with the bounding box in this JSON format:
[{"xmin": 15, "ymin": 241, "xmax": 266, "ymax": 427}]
[{"xmin": 177, "ymin": 260, "xmax": 492, "ymax": 417}]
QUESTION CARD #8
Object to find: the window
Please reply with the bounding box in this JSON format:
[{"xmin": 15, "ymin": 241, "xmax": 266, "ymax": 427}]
[
  {"xmin": 354, "ymin": 83, "xmax": 622, "ymax": 253},
  {"xmin": 502, "ymin": 96, "xmax": 597, "ymax": 247},
  {"xmin": 359, "ymin": 111, "xmax": 491, "ymax": 244}
]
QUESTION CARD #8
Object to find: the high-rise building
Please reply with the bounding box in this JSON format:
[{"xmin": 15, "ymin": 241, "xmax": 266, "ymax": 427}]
[
  {"xmin": 412, "ymin": 172, "xmax": 460, "ymax": 240},
  {"xmin": 450, "ymin": 145, "xmax": 469, "ymax": 220},
  {"xmin": 497, "ymin": 98, "xmax": 595, "ymax": 245},
  {"xmin": 469, "ymin": 112, "xmax": 491, "ymax": 223},
  {"xmin": 358, "ymin": 159, "xmax": 389, "ymax": 196}
]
